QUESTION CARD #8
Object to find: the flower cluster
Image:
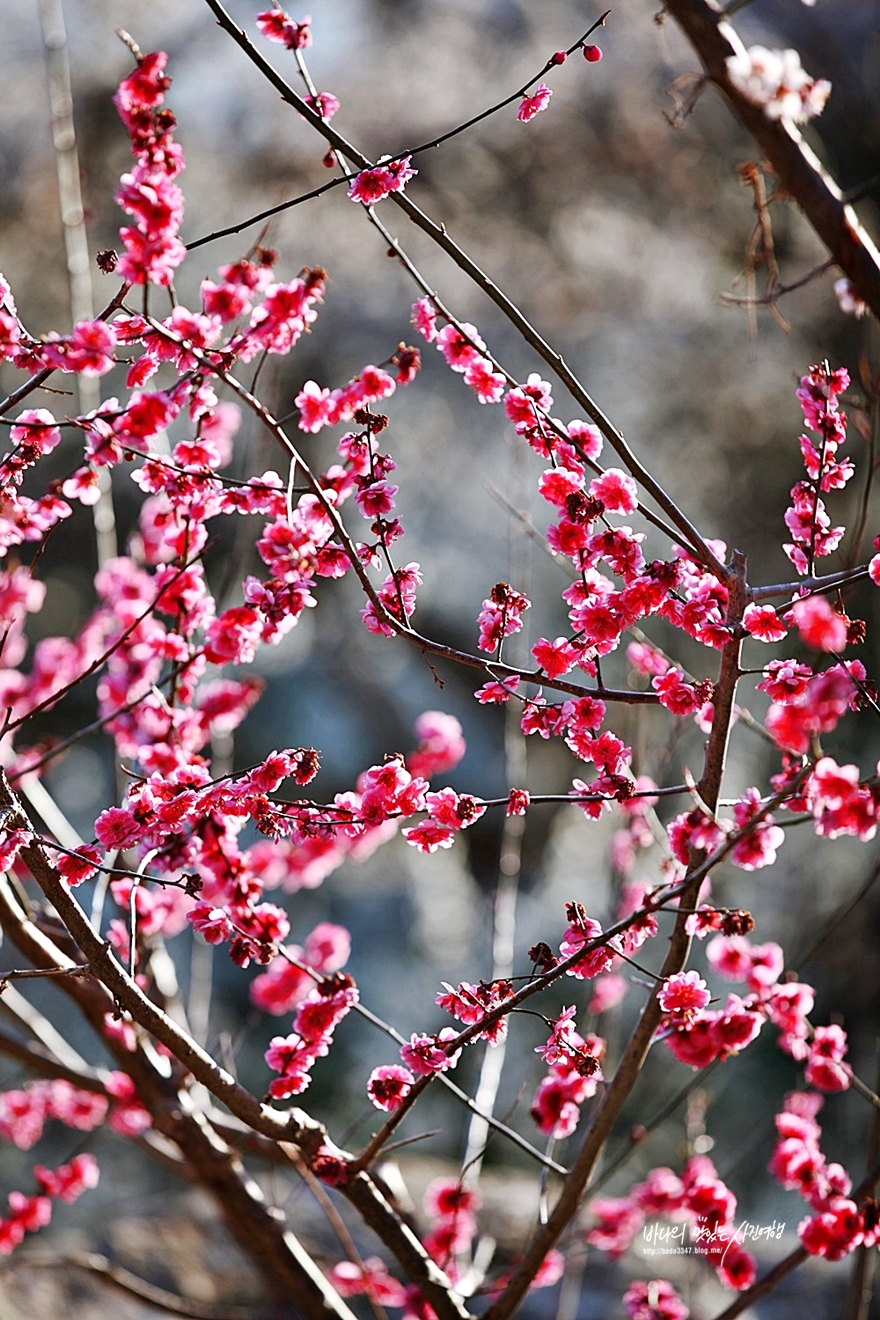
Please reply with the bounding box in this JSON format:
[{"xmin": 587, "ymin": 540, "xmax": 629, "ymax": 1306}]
[
  {"xmin": 653, "ymin": 930, "xmax": 851, "ymax": 1089},
  {"xmin": 477, "ymin": 581, "xmax": 531, "ymax": 654},
  {"xmin": 294, "ymin": 362, "xmax": 409, "ymax": 432},
  {"xmin": 406, "ymin": 710, "xmax": 466, "ymax": 779},
  {"xmin": 518, "ymin": 83, "xmax": 552, "ymax": 122},
  {"xmin": 421, "ymin": 1178, "xmax": 480, "ymax": 1277},
  {"xmin": 781, "ymin": 364, "xmax": 852, "ymax": 575},
  {"xmin": 726, "ymin": 45, "xmax": 831, "ymax": 122},
  {"xmin": 436, "ymin": 978, "xmax": 515, "ymax": 1045},
  {"xmin": 349, "ymin": 157, "xmax": 417, "ymax": 205},
  {"xmin": 588, "ymin": 1155, "xmax": 756, "ymax": 1290},
  {"xmin": 366, "ymin": 1064, "xmax": 415, "ymax": 1113},
  {"xmin": 114, "ymin": 51, "xmax": 186, "ymax": 286},
  {"xmin": 765, "ymin": 663, "xmax": 864, "ymax": 758},
  {"xmin": 1, "ymin": 27, "xmax": 879, "ymax": 1317},
  {"xmin": 399, "ymin": 1028, "xmax": 462, "ymax": 1077},
  {"xmin": 0, "ymin": 1076, "xmax": 148, "ymax": 1148},
  {"xmin": 250, "ymin": 921, "xmax": 351, "ymax": 1015},
  {"xmin": 834, "ymin": 278, "xmax": 867, "ymax": 318},
  {"xmin": 0, "ymin": 1155, "xmax": 98, "ymax": 1255},
  {"xmin": 559, "ymin": 904, "xmax": 618, "ymax": 979},
  {"xmin": 399, "ymin": 1177, "xmax": 565, "ymax": 1306},
  {"xmin": 623, "ymin": 1279, "xmax": 689, "ymax": 1320},
  {"xmin": 264, "ymin": 974, "xmax": 358, "ymax": 1098},
  {"xmin": 769, "ymin": 1092, "xmax": 873, "ymax": 1261},
  {"xmin": 531, "ymin": 1012, "xmax": 605, "ymax": 1139},
  {"xmin": 402, "ymin": 788, "xmax": 486, "ymax": 854},
  {"xmin": 805, "ymin": 753, "xmax": 880, "ymax": 839},
  {"xmin": 0, "ymin": 1074, "xmax": 143, "ymax": 1254},
  {"xmin": 804, "ymin": 1024, "xmax": 850, "ymax": 1091},
  {"xmin": 256, "ymin": 6, "xmax": 312, "ymax": 50},
  {"xmin": 328, "ymin": 1256, "xmax": 407, "ymax": 1309}
]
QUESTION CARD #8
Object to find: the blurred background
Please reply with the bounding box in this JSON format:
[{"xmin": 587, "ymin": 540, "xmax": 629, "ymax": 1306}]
[{"xmin": 1, "ymin": 0, "xmax": 880, "ymax": 1314}]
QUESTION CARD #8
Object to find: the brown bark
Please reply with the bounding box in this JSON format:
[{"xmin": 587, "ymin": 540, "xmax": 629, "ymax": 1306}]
[
  {"xmin": 0, "ymin": 772, "xmax": 469, "ymax": 1320},
  {"xmin": 0, "ymin": 876, "xmax": 356, "ymax": 1320},
  {"xmin": 485, "ymin": 554, "xmax": 748, "ymax": 1320},
  {"xmin": 664, "ymin": 0, "xmax": 880, "ymax": 320}
]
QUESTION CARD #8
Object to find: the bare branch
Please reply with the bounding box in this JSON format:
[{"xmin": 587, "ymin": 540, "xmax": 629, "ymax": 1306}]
[
  {"xmin": 1, "ymin": 1250, "xmax": 258, "ymax": 1320},
  {"xmin": 664, "ymin": 0, "xmax": 880, "ymax": 319}
]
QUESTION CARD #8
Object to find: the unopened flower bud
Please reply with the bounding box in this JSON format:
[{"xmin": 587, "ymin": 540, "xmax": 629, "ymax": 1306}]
[
  {"xmin": 528, "ymin": 941, "xmax": 556, "ymax": 971},
  {"xmin": 720, "ymin": 908, "xmax": 755, "ymax": 937},
  {"xmin": 95, "ymin": 249, "xmax": 118, "ymax": 274}
]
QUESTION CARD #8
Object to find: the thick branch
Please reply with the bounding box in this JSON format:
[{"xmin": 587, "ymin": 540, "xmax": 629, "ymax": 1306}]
[
  {"xmin": 485, "ymin": 552, "xmax": 748, "ymax": 1319},
  {"xmin": 0, "ymin": 875, "xmax": 358, "ymax": 1320},
  {"xmin": 2, "ymin": 1250, "xmax": 258, "ymax": 1320},
  {"xmin": 0, "ymin": 772, "xmax": 468, "ymax": 1320},
  {"xmin": 665, "ymin": 0, "xmax": 880, "ymax": 320},
  {"xmin": 0, "ymin": 1024, "xmax": 108, "ymax": 1091},
  {"xmin": 749, "ymin": 565, "xmax": 870, "ymax": 602}
]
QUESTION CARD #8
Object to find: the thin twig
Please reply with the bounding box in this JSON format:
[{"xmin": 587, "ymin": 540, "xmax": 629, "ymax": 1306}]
[
  {"xmin": 200, "ymin": 0, "xmax": 730, "ymax": 584},
  {"xmin": 352, "ymin": 1000, "xmax": 568, "ymax": 1177},
  {"xmin": 0, "ymin": 281, "xmax": 130, "ymax": 418},
  {"xmin": 664, "ymin": 0, "xmax": 880, "ymax": 319},
  {"xmin": 791, "ymin": 857, "xmax": 880, "ymax": 972},
  {"xmin": 0, "ymin": 964, "xmax": 92, "ymax": 985},
  {"xmin": 721, "ymin": 257, "xmax": 835, "ymax": 312},
  {"xmin": 4, "ymin": 555, "xmax": 201, "ymax": 735},
  {"xmin": 749, "ymin": 564, "xmax": 872, "ymax": 602},
  {"xmin": 0, "ymin": 1250, "xmax": 259, "ymax": 1320},
  {"xmin": 0, "ymin": 772, "xmax": 469, "ymax": 1320},
  {"xmin": 186, "ymin": 12, "xmax": 609, "ymax": 251},
  {"xmin": 0, "ymin": 1023, "xmax": 108, "ymax": 1092}
]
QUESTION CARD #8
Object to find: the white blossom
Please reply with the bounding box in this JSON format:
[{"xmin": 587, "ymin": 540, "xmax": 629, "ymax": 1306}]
[
  {"xmin": 726, "ymin": 45, "xmax": 831, "ymax": 123},
  {"xmin": 833, "ymin": 278, "xmax": 867, "ymax": 318}
]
